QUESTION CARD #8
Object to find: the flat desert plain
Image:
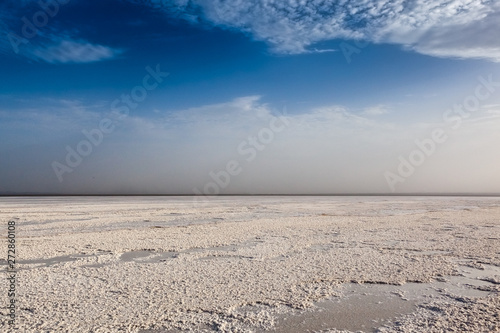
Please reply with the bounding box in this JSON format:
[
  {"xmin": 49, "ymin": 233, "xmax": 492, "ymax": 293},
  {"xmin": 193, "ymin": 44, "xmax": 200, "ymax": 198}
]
[{"xmin": 1, "ymin": 196, "xmax": 499, "ymax": 332}]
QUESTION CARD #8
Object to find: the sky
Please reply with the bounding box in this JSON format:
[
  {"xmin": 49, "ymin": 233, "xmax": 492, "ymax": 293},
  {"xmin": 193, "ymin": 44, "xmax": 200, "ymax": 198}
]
[{"xmin": 0, "ymin": 0, "xmax": 500, "ymax": 195}]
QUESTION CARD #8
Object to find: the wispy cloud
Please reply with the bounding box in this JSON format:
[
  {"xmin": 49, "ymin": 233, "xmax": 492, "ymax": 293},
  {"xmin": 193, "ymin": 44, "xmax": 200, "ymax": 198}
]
[
  {"xmin": 31, "ymin": 39, "xmax": 123, "ymax": 64},
  {"xmin": 0, "ymin": 1, "xmax": 123, "ymax": 64},
  {"xmin": 363, "ymin": 105, "xmax": 389, "ymax": 116},
  {"xmin": 158, "ymin": 0, "xmax": 500, "ymax": 61},
  {"xmin": 0, "ymin": 98, "xmax": 105, "ymax": 134},
  {"xmin": 4, "ymin": 1, "xmax": 497, "ymax": 62}
]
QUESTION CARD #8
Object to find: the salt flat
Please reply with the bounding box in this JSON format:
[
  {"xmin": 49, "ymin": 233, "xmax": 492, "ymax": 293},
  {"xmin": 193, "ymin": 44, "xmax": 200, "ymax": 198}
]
[{"xmin": 1, "ymin": 196, "xmax": 499, "ymax": 332}]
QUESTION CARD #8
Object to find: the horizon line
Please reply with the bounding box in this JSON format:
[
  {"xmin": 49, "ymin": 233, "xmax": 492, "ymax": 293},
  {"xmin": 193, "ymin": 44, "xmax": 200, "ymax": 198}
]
[{"xmin": 1, "ymin": 193, "xmax": 500, "ymax": 197}]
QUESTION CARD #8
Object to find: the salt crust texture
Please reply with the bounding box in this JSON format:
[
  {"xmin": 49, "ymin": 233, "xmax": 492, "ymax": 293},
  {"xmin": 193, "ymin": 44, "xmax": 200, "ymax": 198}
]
[{"xmin": 0, "ymin": 196, "xmax": 498, "ymax": 332}]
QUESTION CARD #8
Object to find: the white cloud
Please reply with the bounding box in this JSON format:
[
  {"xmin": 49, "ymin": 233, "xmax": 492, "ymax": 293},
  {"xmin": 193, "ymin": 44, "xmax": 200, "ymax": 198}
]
[
  {"xmin": 170, "ymin": 0, "xmax": 500, "ymax": 61},
  {"xmin": 362, "ymin": 105, "xmax": 389, "ymax": 116},
  {"xmin": 132, "ymin": 96, "xmax": 390, "ymax": 136},
  {"xmin": 0, "ymin": 98, "xmax": 105, "ymax": 134},
  {"xmin": 0, "ymin": 0, "xmax": 122, "ymax": 64},
  {"xmin": 31, "ymin": 39, "xmax": 122, "ymax": 64}
]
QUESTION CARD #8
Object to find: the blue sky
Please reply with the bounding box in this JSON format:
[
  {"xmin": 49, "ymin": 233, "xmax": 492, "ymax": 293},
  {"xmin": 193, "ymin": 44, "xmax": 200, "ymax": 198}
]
[{"xmin": 1, "ymin": 0, "xmax": 500, "ymax": 194}]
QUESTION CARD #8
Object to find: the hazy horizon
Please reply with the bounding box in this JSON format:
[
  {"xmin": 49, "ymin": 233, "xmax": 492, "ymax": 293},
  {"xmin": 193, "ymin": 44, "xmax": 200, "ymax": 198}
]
[{"xmin": 1, "ymin": 1, "xmax": 500, "ymax": 195}]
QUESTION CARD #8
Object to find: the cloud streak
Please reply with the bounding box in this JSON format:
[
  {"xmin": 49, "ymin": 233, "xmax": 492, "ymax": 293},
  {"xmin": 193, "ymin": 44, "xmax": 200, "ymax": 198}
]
[
  {"xmin": 31, "ymin": 39, "xmax": 122, "ymax": 64},
  {"xmin": 162, "ymin": 0, "xmax": 500, "ymax": 61},
  {"xmin": 0, "ymin": 1, "xmax": 122, "ymax": 63}
]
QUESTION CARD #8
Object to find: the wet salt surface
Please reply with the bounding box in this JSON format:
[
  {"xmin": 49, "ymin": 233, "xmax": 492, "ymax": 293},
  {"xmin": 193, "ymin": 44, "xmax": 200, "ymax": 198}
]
[
  {"xmin": 255, "ymin": 263, "xmax": 500, "ymax": 333},
  {"xmin": 270, "ymin": 285, "xmax": 416, "ymax": 333},
  {"xmin": 118, "ymin": 240, "xmax": 264, "ymax": 263}
]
